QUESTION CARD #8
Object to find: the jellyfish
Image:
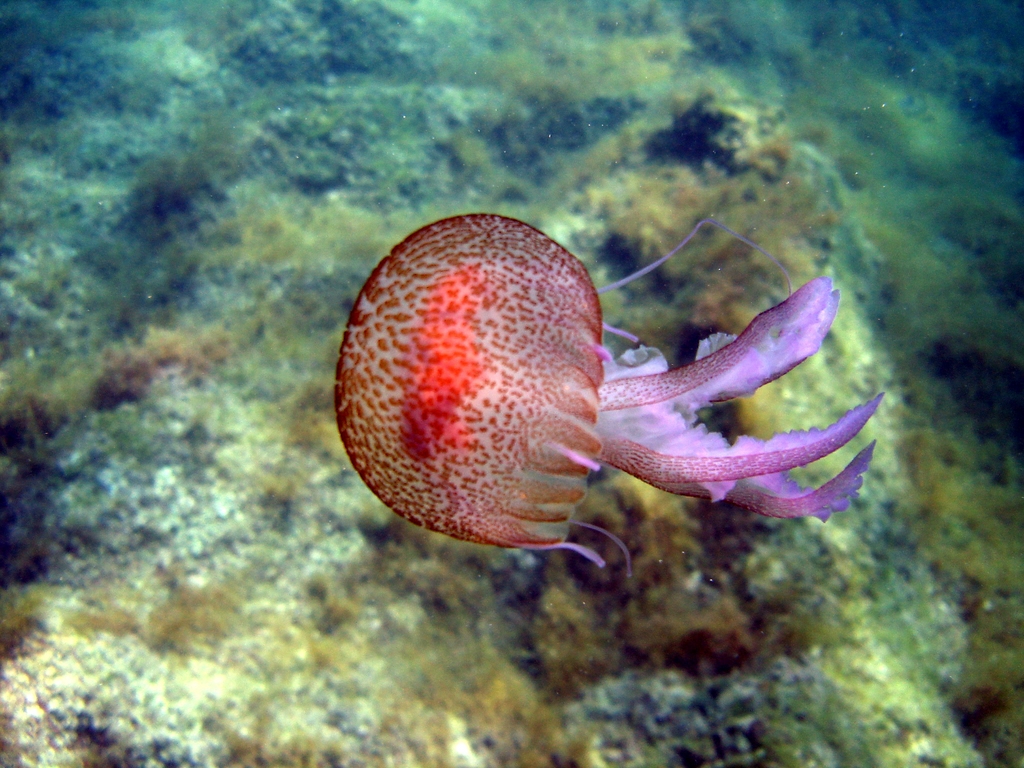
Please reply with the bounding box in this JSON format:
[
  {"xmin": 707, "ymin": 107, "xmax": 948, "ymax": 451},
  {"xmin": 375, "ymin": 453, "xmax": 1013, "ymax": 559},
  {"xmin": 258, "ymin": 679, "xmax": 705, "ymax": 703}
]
[{"xmin": 335, "ymin": 214, "xmax": 881, "ymax": 570}]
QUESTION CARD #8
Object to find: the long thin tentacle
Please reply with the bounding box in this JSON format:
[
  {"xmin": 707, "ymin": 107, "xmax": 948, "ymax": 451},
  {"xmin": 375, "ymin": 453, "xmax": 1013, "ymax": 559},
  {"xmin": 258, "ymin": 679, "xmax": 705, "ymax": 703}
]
[{"xmin": 597, "ymin": 218, "xmax": 792, "ymax": 296}]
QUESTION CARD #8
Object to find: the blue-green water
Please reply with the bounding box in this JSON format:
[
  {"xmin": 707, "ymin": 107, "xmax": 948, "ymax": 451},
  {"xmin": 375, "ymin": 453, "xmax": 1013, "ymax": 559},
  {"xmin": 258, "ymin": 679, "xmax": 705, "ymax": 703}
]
[{"xmin": 1, "ymin": 0, "xmax": 1022, "ymax": 765}]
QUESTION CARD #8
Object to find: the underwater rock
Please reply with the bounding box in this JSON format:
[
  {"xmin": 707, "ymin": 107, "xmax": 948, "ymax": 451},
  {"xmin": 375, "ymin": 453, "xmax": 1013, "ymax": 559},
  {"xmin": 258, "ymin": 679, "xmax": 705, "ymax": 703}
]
[
  {"xmin": 481, "ymin": 94, "xmax": 643, "ymax": 181},
  {"xmin": 255, "ymin": 83, "xmax": 494, "ymax": 201},
  {"xmin": 646, "ymin": 94, "xmax": 787, "ymax": 179},
  {"xmin": 230, "ymin": 0, "xmax": 426, "ymax": 85},
  {"xmin": 567, "ymin": 669, "xmax": 767, "ymax": 766},
  {"xmin": 646, "ymin": 96, "xmax": 743, "ymax": 171}
]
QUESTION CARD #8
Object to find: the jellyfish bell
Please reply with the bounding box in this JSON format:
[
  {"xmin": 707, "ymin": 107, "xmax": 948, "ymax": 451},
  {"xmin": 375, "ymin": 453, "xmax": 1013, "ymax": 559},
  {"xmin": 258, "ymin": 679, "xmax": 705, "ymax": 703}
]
[
  {"xmin": 336, "ymin": 215, "xmax": 603, "ymax": 551},
  {"xmin": 335, "ymin": 214, "xmax": 881, "ymax": 571}
]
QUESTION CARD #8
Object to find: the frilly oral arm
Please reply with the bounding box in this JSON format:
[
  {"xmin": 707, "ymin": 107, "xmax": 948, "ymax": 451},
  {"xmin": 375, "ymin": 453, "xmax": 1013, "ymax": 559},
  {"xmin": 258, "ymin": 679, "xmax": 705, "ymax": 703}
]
[
  {"xmin": 598, "ymin": 393, "xmax": 882, "ymax": 521},
  {"xmin": 600, "ymin": 394, "xmax": 882, "ymax": 486},
  {"xmin": 599, "ymin": 277, "xmax": 840, "ymax": 412},
  {"xmin": 722, "ymin": 441, "xmax": 876, "ymax": 521},
  {"xmin": 619, "ymin": 441, "xmax": 877, "ymax": 522}
]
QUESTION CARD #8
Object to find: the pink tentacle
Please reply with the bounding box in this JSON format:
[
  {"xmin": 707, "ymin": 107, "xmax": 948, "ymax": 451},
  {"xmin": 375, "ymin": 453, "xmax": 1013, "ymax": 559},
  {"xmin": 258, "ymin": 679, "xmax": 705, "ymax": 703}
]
[
  {"xmin": 549, "ymin": 442, "xmax": 602, "ymax": 472},
  {"xmin": 523, "ymin": 520, "xmax": 634, "ymax": 575},
  {"xmin": 571, "ymin": 519, "xmax": 632, "ymax": 576},
  {"xmin": 523, "ymin": 540, "xmax": 607, "ymax": 568}
]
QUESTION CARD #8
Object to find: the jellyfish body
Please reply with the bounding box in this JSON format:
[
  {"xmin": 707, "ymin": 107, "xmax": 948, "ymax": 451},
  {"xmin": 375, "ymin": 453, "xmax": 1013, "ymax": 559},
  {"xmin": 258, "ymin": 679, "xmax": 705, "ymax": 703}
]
[
  {"xmin": 335, "ymin": 214, "xmax": 881, "ymax": 564},
  {"xmin": 336, "ymin": 215, "xmax": 605, "ymax": 550}
]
